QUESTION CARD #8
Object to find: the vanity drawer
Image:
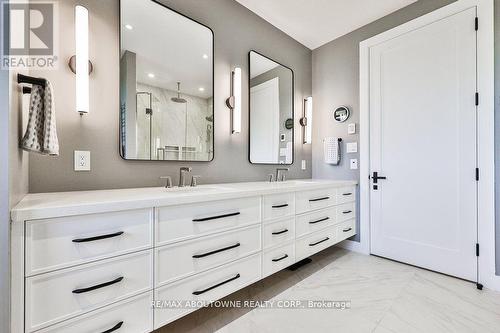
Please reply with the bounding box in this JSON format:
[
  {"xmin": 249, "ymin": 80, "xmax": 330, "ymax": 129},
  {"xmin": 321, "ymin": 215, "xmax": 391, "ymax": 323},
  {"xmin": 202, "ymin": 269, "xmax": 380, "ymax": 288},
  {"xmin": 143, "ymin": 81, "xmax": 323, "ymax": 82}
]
[
  {"xmin": 156, "ymin": 225, "xmax": 261, "ymax": 285},
  {"xmin": 295, "ymin": 226, "xmax": 338, "ymax": 261},
  {"xmin": 156, "ymin": 197, "xmax": 261, "ymax": 245},
  {"xmin": 37, "ymin": 292, "xmax": 153, "ymax": 333},
  {"xmin": 336, "ymin": 202, "xmax": 356, "ymax": 222},
  {"xmin": 295, "ymin": 207, "xmax": 337, "ymax": 238},
  {"xmin": 262, "ymin": 192, "xmax": 295, "ymax": 221},
  {"xmin": 295, "ymin": 188, "xmax": 337, "ymax": 214},
  {"xmin": 262, "ymin": 217, "xmax": 295, "ymax": 249},
  {"xmin": 338, "ymin": 219, "xmax": 356, "ymax": 241},
  {"xmin": 337, "ymin": 186, "xmax": 356, "ymax": 204},
  {"xmin": 25, "ymin": 209, "xmax": 153, "ymax": 276},
  {"xmin": 262, "ymin": 242, "xmax": 295, "ymax": 277},
  {"xmin": 154, "ymin": 253, "xmax": 261, "ymax": 328},
  {"xmin": 26, "ymin": 250, "xmax": 152, "ymax": 332}
]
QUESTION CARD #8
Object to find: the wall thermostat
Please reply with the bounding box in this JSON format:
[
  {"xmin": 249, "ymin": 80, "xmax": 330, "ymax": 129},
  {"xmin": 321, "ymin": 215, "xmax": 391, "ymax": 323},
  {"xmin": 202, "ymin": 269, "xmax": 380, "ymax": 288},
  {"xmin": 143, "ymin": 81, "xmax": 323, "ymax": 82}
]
[{"xmin": 333, "ymin": 106, "xmax": 350, "ymax": 122}]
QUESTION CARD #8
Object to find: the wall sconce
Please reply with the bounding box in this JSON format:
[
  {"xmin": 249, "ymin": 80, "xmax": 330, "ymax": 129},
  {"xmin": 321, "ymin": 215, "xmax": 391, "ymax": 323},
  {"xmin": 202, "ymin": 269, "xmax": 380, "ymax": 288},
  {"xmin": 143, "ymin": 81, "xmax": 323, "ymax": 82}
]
[
  {"xmin": 300, "ymin": 96, "xmax": 313, "ymax": 144},
  {"xmin": 69, "ymin": 5, "xmax": 94, "ymax": 115},
  {"xmin": 226, "ymin": 67, "xmax": 241, "ymax": 134}
]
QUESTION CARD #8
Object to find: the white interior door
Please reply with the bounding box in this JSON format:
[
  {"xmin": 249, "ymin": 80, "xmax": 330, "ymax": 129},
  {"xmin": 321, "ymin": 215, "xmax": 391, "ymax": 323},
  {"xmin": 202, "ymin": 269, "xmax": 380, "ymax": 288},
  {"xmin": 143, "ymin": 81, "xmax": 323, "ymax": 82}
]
[
  {"xmin": 369, "ymin": 7, "xmax": 477, "ymax": 281},
  {"xmin": 250, "ymin": 77, "xmax": 280, "ymax": 163}
]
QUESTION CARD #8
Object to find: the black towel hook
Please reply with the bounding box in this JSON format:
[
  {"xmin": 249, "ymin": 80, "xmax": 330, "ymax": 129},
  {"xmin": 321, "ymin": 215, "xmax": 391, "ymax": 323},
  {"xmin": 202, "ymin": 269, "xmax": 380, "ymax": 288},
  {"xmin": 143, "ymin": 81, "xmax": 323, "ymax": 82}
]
[{"xmin": 17, "ymin": 73, "xmax": 46, "ymax": 88}]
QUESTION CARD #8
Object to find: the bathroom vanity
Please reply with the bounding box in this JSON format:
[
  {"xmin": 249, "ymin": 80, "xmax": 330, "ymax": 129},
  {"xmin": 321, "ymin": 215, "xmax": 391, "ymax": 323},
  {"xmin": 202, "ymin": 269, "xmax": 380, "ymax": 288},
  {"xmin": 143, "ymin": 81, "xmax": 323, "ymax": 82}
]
[{"xmin": 10, "ymin": 180, "xmax": 357, "ymax": 333}]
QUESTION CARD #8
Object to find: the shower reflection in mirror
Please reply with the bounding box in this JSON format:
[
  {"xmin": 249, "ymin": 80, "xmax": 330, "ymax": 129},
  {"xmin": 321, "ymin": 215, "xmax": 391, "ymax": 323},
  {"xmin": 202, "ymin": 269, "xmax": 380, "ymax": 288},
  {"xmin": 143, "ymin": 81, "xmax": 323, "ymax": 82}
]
[{"xmin": 119, "ymin": 0, "xmax": 214, "ymax": 161}]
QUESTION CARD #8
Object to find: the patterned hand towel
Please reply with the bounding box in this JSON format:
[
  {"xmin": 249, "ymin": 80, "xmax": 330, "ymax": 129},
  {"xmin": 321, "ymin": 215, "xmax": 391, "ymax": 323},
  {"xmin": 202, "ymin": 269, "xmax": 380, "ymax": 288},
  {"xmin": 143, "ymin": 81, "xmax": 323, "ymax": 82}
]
[{"xmin": 21, "ymin": 81, "xmax": 59, "ymax": 155}]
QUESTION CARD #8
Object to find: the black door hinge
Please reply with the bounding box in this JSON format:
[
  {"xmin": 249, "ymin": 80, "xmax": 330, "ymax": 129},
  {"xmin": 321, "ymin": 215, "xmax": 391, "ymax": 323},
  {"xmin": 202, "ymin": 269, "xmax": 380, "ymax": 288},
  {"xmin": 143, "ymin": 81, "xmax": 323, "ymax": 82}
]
[
  {"xmin": 476, "ymin": 168, "xmax": 479, "ymax": 181},
  {"xmin": 475, "ymin": 92, "xmax": 479, "ymax": 106},
  {"xmin": 475, "ymin": 17, "xmax": 478, "ymax": 31},
  {"xmin": 476, "ymin": 243, "xmax": 480, "ymax": 256}
]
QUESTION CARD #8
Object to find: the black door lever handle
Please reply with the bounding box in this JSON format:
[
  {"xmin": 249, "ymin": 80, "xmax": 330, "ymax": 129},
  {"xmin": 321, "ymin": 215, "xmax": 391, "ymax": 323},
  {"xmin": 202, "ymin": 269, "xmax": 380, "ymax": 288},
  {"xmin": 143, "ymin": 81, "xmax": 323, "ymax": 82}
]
[{"xmin": 372, "ymin": 172, "xmax": 387, "ymax": 184}]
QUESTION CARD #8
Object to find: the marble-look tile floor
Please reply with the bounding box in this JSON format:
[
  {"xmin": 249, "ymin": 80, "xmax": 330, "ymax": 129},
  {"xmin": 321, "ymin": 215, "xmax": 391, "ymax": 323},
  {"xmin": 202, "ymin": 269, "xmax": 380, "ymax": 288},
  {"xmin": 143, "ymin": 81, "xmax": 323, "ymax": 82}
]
[{"xmin": 156, "ymin": 247, "xmax": 500, "ymax": 333}]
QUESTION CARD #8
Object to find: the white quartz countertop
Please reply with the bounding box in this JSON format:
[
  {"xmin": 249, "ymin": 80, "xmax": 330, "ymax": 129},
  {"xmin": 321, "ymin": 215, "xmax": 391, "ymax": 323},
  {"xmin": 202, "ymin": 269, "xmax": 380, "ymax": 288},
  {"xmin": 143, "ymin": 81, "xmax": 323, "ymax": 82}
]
[{"xmin": 11, "ymin": 179, "xmax": 357, "ymax": 222}]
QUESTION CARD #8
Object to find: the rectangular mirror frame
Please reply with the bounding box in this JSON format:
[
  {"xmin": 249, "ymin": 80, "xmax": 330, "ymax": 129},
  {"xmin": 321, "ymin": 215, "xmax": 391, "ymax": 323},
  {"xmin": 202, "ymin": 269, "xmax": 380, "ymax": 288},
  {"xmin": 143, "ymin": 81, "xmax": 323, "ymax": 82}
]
[
  {"xmin": 118, "ymin": 0, "xmax": 215, "ymax": 162},
  {"xmin": 248, "ymin": 50, "xmax": 295, "ymax": 165}
]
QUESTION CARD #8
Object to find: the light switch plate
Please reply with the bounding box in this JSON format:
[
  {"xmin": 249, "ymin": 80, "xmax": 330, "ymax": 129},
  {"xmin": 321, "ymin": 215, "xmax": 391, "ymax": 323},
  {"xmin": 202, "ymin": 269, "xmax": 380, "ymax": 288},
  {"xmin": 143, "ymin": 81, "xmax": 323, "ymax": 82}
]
[
  {"xmin": 346, "ymin": 142, "xmax": 358, "ymax": 153},
  {"xmin": 74, "ymin": 150, "xmax": 90, "ymax": 171},
  {"xmin": 301, "ymin": 160, "xmax": 306, "ymax": 170},
  {"xmin": 348, "ymin": 123, "xmax": 356, "ymax": 134},
  {"xmin": 350, "ymin": 159, "xmax": 358, "ymax": 170}
]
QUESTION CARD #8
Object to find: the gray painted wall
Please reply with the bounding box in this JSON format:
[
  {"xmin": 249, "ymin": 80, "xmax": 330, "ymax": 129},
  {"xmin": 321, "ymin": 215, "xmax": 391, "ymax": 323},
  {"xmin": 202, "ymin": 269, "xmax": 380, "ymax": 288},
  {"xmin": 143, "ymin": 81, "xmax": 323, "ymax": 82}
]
[
  {"xmin": 28, "ymin": 0, "xmax": 312, "ymax": 193},
  {"xmin": 311, "ymin": 0, "xmax": 458, "ymax": 243}
]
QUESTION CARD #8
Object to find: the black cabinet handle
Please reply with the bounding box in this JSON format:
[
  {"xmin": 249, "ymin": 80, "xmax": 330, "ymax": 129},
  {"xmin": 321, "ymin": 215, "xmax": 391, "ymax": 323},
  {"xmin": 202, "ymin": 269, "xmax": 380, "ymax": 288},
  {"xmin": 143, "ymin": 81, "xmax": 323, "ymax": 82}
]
[
  {"xmin": 192, "ymin": 273, "xmax": 240, "ymax": 295},
  {"xmin": 309, "ymin": 217, "xmax": 329, "ymax": 224},
  {"xmin": 272, "ymin": 229, "xmax": 289, "ymax": 235},
  {"xmin": 192, "ymin": 243, "xmax": 240, "ymax": 258},
  {"xmin": 72, "ymin": 231, "xmax": 124, "ymax": 243},
  {"xmin": 309, "ymin": 196, "xmax": 329, "ymax": 202},
  {"xmin": 342, "ymin": 192, "xmax": 352, "ymax": 196},
  {"xmin": 101, "ymin": 321, "xmax": 124, "ymax": 333},
  {"xmin": 342, "ymin": 210, "xmax": 352, "ymax": 214},
  {"xmin": 343, "ymin": 228, "xmax": 353, "ymax": 232},
  {"xmin": 72, "ymin": 276, "xmax": 124, "ymax": 294},
  {"xmin": 192, "ymin": 212, "xmax": 240, "ymax": 222},
  {"xmin": 272, "ymin": 254, "xmax": 289, "ymax": 262},
  {"xmin": 309, "ymin": 237, "xmax": 329, "ymax": 247},
  {"xmin": 272, "ymin": 204, "xmax": 289, "ymax": 209}
]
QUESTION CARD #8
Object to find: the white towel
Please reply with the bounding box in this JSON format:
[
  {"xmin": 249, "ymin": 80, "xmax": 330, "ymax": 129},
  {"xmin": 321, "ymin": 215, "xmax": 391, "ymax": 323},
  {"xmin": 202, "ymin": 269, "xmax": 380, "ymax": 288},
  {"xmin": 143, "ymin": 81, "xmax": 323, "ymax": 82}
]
[{"xmin": 21, "ymin": 81, "xmax": 59, "ymax": 155}]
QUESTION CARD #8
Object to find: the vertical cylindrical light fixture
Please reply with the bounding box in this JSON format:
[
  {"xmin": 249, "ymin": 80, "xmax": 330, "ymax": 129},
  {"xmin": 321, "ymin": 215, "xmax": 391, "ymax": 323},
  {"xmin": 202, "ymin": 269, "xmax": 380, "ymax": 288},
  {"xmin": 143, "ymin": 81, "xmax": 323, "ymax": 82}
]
[
  {"xmin": 302, "ymin": 96, "xmax": 313, "ymax": 144},
  {"xmin": 232, "ymin": 67, "xmax": 242, "ymax": 133},
  {"xmin": 75, "ymin": 5, "xmax": 89, "ymax": 114}
]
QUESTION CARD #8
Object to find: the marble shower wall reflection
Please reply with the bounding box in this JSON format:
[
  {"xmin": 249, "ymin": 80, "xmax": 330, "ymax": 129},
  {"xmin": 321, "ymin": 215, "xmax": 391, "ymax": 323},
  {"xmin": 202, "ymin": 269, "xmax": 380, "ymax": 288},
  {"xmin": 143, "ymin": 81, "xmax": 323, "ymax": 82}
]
[{"xmin": 136, "ymin": 83, "xmax": 213, "ymax": 161}]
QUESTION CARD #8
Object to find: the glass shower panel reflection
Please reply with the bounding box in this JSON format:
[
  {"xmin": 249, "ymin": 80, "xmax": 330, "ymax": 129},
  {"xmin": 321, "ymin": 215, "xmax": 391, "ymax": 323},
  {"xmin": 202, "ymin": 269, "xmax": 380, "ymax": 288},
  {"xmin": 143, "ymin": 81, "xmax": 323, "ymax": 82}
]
[{"xmin": 135, "ymin": 88, "xmax": 214, "ymax": 161}]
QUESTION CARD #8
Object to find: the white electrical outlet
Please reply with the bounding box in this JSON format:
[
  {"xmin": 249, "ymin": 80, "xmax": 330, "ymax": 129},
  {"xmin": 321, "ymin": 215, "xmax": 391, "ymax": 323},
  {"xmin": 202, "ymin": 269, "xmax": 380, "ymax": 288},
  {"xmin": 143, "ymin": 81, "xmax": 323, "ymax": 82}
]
[
  {"xmin": 348, "ymin": 123, "xmax": 356, "ymax": 134},
  {"xmin": 301, "ymin": 160, "xmax": 307, "ymax": 170},
  {"xmin": 74, "ymin": 150, "xmax": 91, "ymax": 171},
  {"xmin": 346, "ymin": 142, "xmax": 358, "ymax": 153},
  {"xmin": 350, "ymin": 159, "xmax": 358, "ymax": 170}
]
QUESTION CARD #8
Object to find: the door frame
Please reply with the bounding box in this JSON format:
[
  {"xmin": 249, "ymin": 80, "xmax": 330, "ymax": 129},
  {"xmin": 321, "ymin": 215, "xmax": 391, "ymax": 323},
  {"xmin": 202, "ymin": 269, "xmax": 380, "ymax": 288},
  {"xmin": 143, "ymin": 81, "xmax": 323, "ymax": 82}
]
[{"xmin": 354, "ymin": 0, "xmax": 497, "ymax": 290}]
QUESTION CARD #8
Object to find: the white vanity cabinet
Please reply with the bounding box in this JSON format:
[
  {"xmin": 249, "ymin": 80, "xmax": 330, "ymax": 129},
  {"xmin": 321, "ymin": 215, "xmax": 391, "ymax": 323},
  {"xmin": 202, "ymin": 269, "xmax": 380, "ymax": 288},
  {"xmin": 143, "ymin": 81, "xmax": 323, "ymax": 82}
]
[{"xmin": 10, "ymin": 180, "xmax": 357, "ymax": 333}]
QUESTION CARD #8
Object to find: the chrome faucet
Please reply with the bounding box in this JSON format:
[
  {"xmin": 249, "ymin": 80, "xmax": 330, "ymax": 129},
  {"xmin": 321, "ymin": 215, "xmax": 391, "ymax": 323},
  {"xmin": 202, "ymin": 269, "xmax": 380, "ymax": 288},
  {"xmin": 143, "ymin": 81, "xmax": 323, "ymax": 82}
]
[
  {"xmin": 179, "ymin": 167, "xmax": 192, "ymax": 187},
  {"xmin": 275, "ymin": 168, "xmax": 289, "ymax": 182}
]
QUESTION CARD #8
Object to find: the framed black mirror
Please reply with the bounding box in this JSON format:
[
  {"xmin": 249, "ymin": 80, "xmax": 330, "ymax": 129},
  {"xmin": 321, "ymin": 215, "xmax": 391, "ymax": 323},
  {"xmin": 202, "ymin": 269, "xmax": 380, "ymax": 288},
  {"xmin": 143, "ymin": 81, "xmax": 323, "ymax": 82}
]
[
  {"xmin": 119, "ymin": 0, "xmax": 214, "ymax": 161},
  {"xmin": 249, "ymin": 51, "xmax": 294, "ymax": 165}
]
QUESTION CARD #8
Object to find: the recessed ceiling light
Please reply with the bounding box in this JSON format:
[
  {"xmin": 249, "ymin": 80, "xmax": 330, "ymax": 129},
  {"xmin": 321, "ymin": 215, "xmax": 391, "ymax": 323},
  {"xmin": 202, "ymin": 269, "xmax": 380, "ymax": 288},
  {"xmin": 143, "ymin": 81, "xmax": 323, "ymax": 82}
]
[
  {"xmin": 148, "ymin": 73, "xmax": 155, "ymax": 78},
  {"xmin": 202, "ymin": 54, "xmax": 208, "ymax": 59},
  {"xmin": 198, "ymin": 87, "xmax": 205, "ymax": 92},
  {"xmin": 125, "ymin": 24, "xmax": 133, "ymax": 30}
]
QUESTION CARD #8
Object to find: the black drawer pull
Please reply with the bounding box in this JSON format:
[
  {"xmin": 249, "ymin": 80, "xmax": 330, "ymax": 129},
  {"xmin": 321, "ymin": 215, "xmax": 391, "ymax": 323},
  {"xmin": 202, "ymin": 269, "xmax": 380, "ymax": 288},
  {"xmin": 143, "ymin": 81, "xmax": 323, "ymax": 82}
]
[
  {"xmin": 101, "ymin": 321, "xmax": 124, "ymax": 333},
  {"xmin": 309, "ymin": 217, "xmax": 329, "ymax": 224},
  {"xmin": 342, "ymin": 210, "xmax": 352, "ymax": 214},
  {"xmin": 272, "ymin": 203, "xmax": 289, "ymax": 209},
  {"xmin": 272, "ymin": 254, "xmax": 289, "ymax": 262},
  {"xmin": 72, "ymin": 276, "xmax": 124, "ymax": 294},
  {"xmin": 192, "ymin": 243, "xmax": 241, "ymax": 258},
  {"xmin": 342, "ymin": 192, "xmax": 352, "ymax": 196},
  {"xmin": 309, "ymin": 237, "xmax": 330, "ymax": 247},
  {"xmin": 272, "ymin": 229, "xmax": 289, "ymax": 235},
  {"xmin": 309, "ymin": 196, "xmax": 329, "ymax": 202},
  {"xmin": 192, "ymin": 212, "xmax": 240, "ymax": 222},
  {"xmin": 72, "ymin": 231, "xmax": 124, "ymax": 243},
  {"xmin": 343, "ymin": 227, "xmax": 353, "ymax": 232},
  {"xmin": 192, "ymin": 273, "xmax": 240, "ymax": 295}
]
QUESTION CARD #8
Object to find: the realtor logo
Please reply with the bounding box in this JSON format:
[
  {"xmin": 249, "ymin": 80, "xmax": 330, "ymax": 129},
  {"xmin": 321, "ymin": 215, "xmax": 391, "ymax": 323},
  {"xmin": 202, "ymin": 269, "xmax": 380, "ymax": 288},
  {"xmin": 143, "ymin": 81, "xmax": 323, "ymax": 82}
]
[{"xmin": 1, "ymin": 1, "xmax": 58, "ymax": 69}]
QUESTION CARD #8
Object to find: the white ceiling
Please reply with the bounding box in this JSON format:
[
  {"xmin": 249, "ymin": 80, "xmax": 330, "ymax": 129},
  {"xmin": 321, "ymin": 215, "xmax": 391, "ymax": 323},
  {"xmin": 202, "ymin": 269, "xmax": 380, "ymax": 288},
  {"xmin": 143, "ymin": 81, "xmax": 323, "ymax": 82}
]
[
  {"xmin": 121, "ymin": 0, "xmax": 213, "ymax": 98},
  {"xmin": 234, "ymin": 0, "xmax": 417, "ymax": 49}
]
